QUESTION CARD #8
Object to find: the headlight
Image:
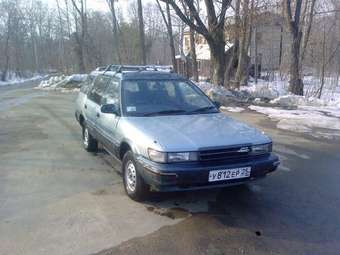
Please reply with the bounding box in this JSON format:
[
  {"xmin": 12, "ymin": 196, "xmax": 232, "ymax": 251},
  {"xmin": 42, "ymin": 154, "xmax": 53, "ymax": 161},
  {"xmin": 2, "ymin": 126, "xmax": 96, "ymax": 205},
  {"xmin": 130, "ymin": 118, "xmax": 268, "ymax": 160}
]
[
  {"xmin": 251, "ymin": 143, "xmax": 272, "ymax": 155},
  {"xmin": 148, "ymin": 149, "xmax": 198, "ymax": 163},
  {"xmin": 168, "ymin": 152, "xmax": 198, "ymax": 162},
  {"xmin": 148, "ymin": 148, "xmax": 167, "ymax": 163}
]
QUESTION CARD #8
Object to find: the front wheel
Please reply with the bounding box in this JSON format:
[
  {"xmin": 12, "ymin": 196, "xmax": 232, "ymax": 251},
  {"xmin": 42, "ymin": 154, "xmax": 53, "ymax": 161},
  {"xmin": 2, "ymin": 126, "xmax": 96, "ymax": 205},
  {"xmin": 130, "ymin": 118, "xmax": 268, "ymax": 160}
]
[
  {"xmin": 82, "ymin": 124, "xmax": 98, "ymax": 152},
  {"xmin": 122, "ymin": 151, "xmax": 149, "ymax": 201}
]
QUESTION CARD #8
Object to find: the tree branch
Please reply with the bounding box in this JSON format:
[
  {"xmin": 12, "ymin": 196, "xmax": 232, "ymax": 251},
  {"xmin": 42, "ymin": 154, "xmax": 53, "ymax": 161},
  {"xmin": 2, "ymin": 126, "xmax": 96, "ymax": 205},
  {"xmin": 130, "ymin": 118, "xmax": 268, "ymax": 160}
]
[
  {"xmin": 156, "ymin": 0, "xmax": 169, "ymax": 29},
  {"xmin": 70, "ymin": 0, "xmax": 82, "ymax": 16},
  {"xmin": 160, "ymin": 0, "xmax": 209, "ymax": 37}
]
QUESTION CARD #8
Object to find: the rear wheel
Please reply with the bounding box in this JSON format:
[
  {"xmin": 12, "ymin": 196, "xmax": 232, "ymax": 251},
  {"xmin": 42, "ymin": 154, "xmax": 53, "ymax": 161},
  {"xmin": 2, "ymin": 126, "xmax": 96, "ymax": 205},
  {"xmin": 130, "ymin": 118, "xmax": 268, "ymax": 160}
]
[
  {"xmin": 122, "ymin": 151, "xmax": 149, "ymax": 201},
  {"xmin": 82, "ymin": 124, "xmax": 98, "ymax": 152}
]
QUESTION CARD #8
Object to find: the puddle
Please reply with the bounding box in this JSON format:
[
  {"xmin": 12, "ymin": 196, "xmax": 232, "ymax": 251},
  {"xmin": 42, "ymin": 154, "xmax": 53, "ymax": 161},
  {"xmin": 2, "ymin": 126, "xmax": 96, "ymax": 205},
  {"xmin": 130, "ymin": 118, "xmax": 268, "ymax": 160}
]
[
  {"xmin": 146, "ymin": 206, "xmax": 191, "ymax": 219},
  {"xmin": 92, "ymin": 189, "xmax": 109, "ymax": 196},
  {"xmin": 279, "ymin": 165, "xmax": 291, "ymax": 172},
  {"xmin": 275, "ymin": 144, "xmax": 310, "ymax": 159},
  {"xmin": 145, "ymin": 185, "xmax": 257, "ymax": 219}
]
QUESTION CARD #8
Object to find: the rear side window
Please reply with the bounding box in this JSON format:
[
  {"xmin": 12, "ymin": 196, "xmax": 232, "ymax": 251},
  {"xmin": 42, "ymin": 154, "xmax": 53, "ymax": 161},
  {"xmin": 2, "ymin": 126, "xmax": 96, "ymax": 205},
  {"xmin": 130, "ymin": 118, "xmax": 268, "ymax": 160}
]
[
  {"xmin": 88, "ymin": 75, "xmax": 110, "ymax": 104},
  {"xmin": 101, "ymin": 79, "xmax": 120, "ymax": 106},
  {"xmin": 80, "ymin": 75, "xmax": 95, "ymax": 94}
]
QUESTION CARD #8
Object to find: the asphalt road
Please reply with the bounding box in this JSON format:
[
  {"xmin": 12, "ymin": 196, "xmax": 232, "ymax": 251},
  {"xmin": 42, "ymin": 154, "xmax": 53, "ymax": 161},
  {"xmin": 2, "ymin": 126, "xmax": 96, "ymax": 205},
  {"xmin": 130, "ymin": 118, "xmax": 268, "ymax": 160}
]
[{"xmin": 0, "ymin": 83, "xmax": 340, "ymax": 255}]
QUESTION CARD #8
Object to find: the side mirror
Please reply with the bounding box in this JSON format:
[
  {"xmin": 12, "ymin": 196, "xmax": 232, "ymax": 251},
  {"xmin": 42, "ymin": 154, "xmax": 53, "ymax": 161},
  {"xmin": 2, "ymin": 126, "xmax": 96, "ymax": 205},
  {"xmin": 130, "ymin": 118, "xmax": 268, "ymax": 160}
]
[
  {"xmin": 101, "ymin": 104, "xmax": 118, "ymax": 115},
  {"xmin": 213, "ymin": 101, "xmax": 221, "ymax": 109}
]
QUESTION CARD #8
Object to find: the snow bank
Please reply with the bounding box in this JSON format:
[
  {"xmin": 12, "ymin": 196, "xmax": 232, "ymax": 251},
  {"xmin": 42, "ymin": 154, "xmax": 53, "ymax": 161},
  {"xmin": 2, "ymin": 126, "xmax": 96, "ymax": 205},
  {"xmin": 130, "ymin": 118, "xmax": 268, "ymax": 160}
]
[
  {"xmin": 270, "ymin": 95, "xmax": 328, "ymax": 107},
  {"xmin": 196, "ymin": 76, "xmax": 340, "ymax": 139},
  {"xmin": 220, "ymin": 106, "xmax": 245, "ymax": 112},
  {"xmin": 0, "ymin": 75, "xmax": 44, "ymax": 86},
  {"xmin": 195, "ymin": 81, "xmax": 250, "ymax": 105},
  {"xmin": 249, "ymin": 105, "xmax": 340, "ymax": 137},
  {"xmin": 37, "ymin": 74, "xmax": 88, "ymax": 92},
  {"xmin": 241, "ymin": 80, "xmax": 288, "ymax": 99},
  {"xmin": 195, "ymin": 79, "xmax": 288, "ymax": 104}
]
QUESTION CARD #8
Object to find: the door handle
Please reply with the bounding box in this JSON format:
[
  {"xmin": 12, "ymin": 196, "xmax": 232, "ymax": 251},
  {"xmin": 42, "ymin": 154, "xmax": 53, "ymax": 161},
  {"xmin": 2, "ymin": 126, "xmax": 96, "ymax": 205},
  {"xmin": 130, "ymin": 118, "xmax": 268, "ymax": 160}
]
[
  {"xmin": 96, "ymin": 112, "xmax": 100, "ymax": 118},
  {"xmin": 84, "ymin": 104, "xmax": 87, "ymax": 109}
]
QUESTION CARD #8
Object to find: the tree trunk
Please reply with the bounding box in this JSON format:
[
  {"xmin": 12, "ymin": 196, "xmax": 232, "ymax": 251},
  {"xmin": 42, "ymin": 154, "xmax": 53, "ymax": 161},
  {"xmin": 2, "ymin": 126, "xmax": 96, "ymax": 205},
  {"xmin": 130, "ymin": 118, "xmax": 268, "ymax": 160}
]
[
  {"xmin": 74, "ymin": 33, "xmax": 86, "ymax": 73},
  {"xmin": 107, "ymin": 0, "xmax": 121, "ymax": 64},
  {"xmin": 235, "ymin": 0, "xmax": 250, "ymax": 88},
  {"xmin": 284, "ymin": 0, "xmax": 304, "ymax": 95},
  {"xmin": 1, "ymin": 15, "xmax": 11, "ymax": 82},
  {"xmin": 318, "ymin": 23, "xmax": 326, "ymax": 99},
  {"xmin": 225, "ymin": 0, "xmax": 240, "ymax": 85},
  {"xmin": 166, "ymin": 3, "xmax": 177, "ymax": 72},
  {"xmin": 70, "ymin": 0, "xmax": 88, "ymax": 72},
  {"xmin": 56, "ymin": 0, "xmax": 66, "ymax": 72},
  {"xmin": 254, "ymin": 26, "xmax": 258, "ymax": 83},
  {"xmin": 209, "ymin": 41, "xmax": 226, "ymax": 86},
  {"xmin": 299, "ymin": 0, "xmax": 316, "ymax": 68},
  {"xmin": 137, "ymin": 0, "xmax": 146, "ymax": 65},
  {"xmin": 189, "ymin": 12, "xmax": 198, "ymax": 81},
  {"xmin": 288, "ymin": 34, "xmax": 303, "ymax": 95}
]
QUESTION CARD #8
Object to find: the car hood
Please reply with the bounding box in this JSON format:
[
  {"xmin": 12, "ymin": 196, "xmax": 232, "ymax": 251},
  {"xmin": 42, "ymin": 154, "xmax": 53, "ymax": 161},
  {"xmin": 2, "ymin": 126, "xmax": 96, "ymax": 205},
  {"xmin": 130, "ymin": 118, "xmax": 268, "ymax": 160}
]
[{"xmin": 122, "ymin": 113, "xmax": 271, "ymax": 151}]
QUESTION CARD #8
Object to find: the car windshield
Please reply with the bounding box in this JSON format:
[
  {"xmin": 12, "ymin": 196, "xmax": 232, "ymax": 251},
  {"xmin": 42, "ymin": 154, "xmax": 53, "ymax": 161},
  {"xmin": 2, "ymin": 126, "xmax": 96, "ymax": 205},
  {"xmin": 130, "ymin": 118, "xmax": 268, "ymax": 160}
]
[{"xmin": 121, "ymin": 79, "xmax": 218, "ymax": 116}]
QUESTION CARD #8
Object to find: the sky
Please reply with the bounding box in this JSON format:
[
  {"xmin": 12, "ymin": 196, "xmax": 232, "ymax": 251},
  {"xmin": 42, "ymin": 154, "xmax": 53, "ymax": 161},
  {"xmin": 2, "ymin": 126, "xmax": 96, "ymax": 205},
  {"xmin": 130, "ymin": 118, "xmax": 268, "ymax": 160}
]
[{"xmin": 45, "ymin": 0, "xmax": 149, "ymax": 13}]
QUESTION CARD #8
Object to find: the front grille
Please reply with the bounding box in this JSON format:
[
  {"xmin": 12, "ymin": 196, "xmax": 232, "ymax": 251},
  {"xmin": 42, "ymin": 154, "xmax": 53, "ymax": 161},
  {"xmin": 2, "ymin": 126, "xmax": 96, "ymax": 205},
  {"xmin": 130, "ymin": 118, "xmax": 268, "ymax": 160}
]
[{"xmin": 198, "ymin": 146, "xmax": 252, "ymax": 162}]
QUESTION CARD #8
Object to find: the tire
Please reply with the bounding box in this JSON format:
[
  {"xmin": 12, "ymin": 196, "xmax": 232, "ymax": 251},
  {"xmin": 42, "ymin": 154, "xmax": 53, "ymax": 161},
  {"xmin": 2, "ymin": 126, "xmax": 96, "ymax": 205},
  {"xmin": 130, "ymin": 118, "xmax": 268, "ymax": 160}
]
[
  {"xmin": 82, "ymin": 124, "xmax": 98, "ymax": 152},
  {"xmin": 122, "ymin": 151, "xmax": 149, "ymax": 201}
]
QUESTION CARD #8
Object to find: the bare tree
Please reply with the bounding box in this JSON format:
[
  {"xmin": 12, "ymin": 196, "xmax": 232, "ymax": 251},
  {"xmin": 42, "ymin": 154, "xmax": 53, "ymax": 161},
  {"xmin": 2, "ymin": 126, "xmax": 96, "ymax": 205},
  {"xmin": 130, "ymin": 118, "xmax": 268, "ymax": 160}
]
[
  {"xmin": 137, "ymin": 0, "xmax": 147, "ymax": 65},
  {"xmin": 1, "ymin": 2, "xmax": 11, "ymax": 81},
  {"xmin": 235, "ymin": 0, "xmax": 252, "ymax": 88},
  {"xmin": 300, "ymin": 0, "xmax": 316, "ymax": 66},
  {"xmin": 283, "ymin": 0, "xmax": 316, "ymax": 95},
  {"xmin": 155, "ymin": 0, "xmax": 177, "ymax": 72},
  {"xmin": 160, "ymin": 0, "xmax": 233, "ymax": 86},
  {"xmin": 189, "ymin": 12, "xmax": 199, "ymax": 82},
  {"xmin": 106, "ymin": 0, "xmax": 121, "ymax": 64},
  {"xmin": 70, "ymin": 0, "xmax": 88, "ymax": 72},
  {"xmin": 180, "ymin": 0, "xmax": 199, "ymax": 81},
  {"xmin": 55, "ymin": 0, "xmax": 66, "ymax": 71},
  {"xmin": 225, "ymin": 0, "xmax": 241, "ymax": 84}
]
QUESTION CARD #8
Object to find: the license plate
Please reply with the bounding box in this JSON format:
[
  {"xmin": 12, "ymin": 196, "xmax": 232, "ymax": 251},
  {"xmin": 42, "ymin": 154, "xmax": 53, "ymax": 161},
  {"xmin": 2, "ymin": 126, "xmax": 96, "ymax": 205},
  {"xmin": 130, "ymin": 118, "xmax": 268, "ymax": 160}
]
[{"xmin": 208, "ymin": 167, "xmax": 251, "ymax": 182}]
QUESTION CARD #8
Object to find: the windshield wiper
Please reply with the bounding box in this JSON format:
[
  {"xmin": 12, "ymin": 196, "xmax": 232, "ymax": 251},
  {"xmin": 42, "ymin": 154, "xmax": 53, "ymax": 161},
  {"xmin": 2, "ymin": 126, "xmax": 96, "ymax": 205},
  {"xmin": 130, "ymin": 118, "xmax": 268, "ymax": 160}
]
[
  {"xmin": 143, "ymin": 109, "xmax": 187, "ymax": 116},
  {"xmin": 188, "ymin": 106, "xmax": 217, "ymax": 114}
]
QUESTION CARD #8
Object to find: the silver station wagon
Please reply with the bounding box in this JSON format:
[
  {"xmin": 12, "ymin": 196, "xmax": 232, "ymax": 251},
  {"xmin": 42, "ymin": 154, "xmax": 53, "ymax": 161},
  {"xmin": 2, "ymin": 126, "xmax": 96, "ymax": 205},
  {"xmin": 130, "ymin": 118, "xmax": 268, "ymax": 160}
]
[{"xmin": 75, "ymin": 65, "xmax": 280, "ymax": 201}]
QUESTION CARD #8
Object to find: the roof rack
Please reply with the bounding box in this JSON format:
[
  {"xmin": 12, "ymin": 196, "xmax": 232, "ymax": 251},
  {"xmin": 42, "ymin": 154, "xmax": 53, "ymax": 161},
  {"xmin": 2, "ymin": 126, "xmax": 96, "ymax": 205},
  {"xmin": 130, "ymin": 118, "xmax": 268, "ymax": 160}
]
[{"xmin": 103, "ymin": 65, "xmax": 173, "ymax": 74}]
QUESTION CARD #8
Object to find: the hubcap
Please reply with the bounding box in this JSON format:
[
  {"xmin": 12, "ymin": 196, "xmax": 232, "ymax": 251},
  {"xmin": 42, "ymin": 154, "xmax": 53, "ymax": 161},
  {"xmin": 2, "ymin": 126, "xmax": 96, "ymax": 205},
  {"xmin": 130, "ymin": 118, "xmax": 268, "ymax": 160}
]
[
  {"xmin": 83, "ymin": 128, "xmax": 89, "ymax": 147},
  {"xmin": 125, "ymin": 160, "xmax": 137, "ymax": 192}
]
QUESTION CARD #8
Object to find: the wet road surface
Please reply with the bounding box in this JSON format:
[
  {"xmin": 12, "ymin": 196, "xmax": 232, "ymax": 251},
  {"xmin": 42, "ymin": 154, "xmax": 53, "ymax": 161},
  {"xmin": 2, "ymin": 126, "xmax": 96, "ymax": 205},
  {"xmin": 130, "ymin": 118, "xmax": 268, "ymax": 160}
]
[{"xmin": 0, "ymin": 84, "xmax": 339, "ymax": 255}]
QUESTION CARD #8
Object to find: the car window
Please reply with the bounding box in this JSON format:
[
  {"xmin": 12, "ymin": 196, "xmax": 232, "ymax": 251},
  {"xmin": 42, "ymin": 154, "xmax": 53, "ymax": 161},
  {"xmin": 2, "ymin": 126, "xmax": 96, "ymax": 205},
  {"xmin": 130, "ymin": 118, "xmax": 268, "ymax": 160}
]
[
  {"xmin": 101, "ymin": 79, "xmax": 120, "ymax": 106},
  {"xmin": 88, "ymin": 75, "xmax": 110, "ymax": 104},
  {"xmin": 122, "ymin": 80, "xmax": 217, "ymax": 116},
  {"xmin": 80, "ymin": 75, "xmax": 95, "ymax": 94},
  {"xmin": 178, "ymin": 81, "xmax": 208, "ymax": 107}
]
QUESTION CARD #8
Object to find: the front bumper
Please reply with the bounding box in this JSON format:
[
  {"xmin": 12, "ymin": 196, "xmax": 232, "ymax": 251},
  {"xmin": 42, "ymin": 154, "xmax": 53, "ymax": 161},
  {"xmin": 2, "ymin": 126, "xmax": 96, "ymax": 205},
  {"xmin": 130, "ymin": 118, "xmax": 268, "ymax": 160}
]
[{"xmin": 136, "ymin": 154, "xmax": 280, "ymax": 192}]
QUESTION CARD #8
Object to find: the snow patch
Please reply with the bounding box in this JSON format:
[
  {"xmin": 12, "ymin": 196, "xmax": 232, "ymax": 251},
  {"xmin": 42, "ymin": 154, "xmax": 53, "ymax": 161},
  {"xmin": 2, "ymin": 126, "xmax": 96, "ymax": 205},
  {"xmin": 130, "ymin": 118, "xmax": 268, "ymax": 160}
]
[
  {"xmin": 220, "ymin": 106, "xmax": 245, "ymax": 112},
  {"xmin": 195, "ymin": 81, "xmax": 250, "ymax": 105},
  {"xmin": 0, "ymin": 75, "xmax": 44, "ymax": 86},
  {"xmin": 37, "ymin": 74, "xmax": 88, "ymax": 92},
  {"xmin": 249, "ymin": 105, "xmax": 340, "ymax": 136},
  {"xmin": 241, "ymin": 81, "xmax": 286, "ymax": 99},
  {"xmin": 270, "ymin": 95, "xmax": 328, "ymax": 107}
]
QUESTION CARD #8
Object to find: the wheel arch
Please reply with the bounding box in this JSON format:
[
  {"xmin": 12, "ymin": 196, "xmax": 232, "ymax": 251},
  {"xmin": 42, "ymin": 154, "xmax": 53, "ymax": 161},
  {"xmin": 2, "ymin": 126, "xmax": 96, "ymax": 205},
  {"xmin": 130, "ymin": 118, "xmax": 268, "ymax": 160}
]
[
  {"xmin": 79, "ymin": 114, "xmax": 85, "ymax": 127},
  {"xmin": 119, "ymin": 141, "xmax": 132, "ymax": 160}
]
